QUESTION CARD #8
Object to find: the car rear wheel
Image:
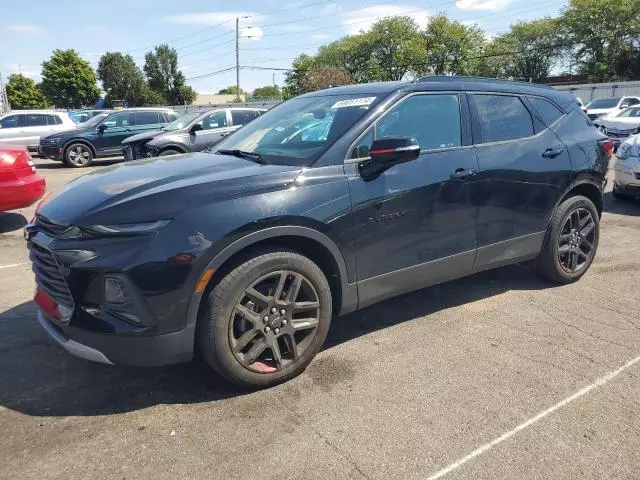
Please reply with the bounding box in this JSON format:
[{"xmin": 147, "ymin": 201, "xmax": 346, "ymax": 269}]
[
  {"xmin": 64, "ymin": 143, "xmax": 93, "ymax": 168},
  {"xmin": 538, "ymin": 195, "xmax": 599, "ymax": 284},
  {"xmin": 198, "ymin": 251, "xmax": 332, "ymax": 388},
  {"xmin": 158, "ymin": 149, "xmax": 182, "ymax": 156}
]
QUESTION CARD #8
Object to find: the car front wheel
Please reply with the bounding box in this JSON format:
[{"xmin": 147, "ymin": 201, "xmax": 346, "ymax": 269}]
[
  {"xmin": 198, "ymin": 251, "xmax": 332, "ymax": 388},
  {"xmin": 64, "ymin": 143, "xmax": 94, "ymax": 167}
]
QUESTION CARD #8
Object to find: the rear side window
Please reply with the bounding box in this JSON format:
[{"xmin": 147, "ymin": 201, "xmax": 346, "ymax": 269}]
[
  {"xmin": 103, "ymin": 112, "xmax": 132, "ymax": 127},
  {"xmin": 24, "ymin": 114, "xmax": 49, "ymax": 127},
  {"xmin": 528, "ymin": 97, "xmax": 564, "ymax": 127},
  {"xmin": 47, "ymin": 115, "xmax": 62, "ymax": 125},
  {"xmin": 134, "ymin": 111, "xmax": 162, "ymax": 125},
  {"xmin": 472, "ymin": 94, "xmax": 534, "ymax": 143},
  {"xmin": 231, "ymin": 110, "xmax": 259, "ymax": 126}
]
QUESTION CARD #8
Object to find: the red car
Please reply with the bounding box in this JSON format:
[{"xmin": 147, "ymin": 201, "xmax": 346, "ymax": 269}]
[{"xmin": 0, "ymin": 146, "xmax": 46, "ymax": 211}]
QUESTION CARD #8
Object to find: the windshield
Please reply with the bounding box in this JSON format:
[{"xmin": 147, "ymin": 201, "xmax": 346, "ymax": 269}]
[
  {"xmin": 163, "ymin": 111, "xmax": 200, "ymax": 131},
  {"xmin": 616, "ymin": 107, "xmax": 640, "ymax": 118},
  {"xmin": 210, "ymin": 94, "xmax": 383, "ymax": 166},
  {"xmin": 83, "ymin": 112, "xmax": 110, "ymax": 127},
  {"xmin": 586, "ymin": 98, "xmax": 620, "ymax": 109}
]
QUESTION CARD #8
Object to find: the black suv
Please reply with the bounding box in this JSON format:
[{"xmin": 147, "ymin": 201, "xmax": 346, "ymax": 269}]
[
  {"xmin": 39, "ymin": 108, "xmax": 179, "ymax": 167},
  {"xmin": 27, "ymin": 77, "xmax": 612, "ymax": 387}
]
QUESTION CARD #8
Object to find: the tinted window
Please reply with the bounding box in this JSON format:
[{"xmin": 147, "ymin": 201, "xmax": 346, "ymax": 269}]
[
  {"xmin": 624, "ymin": 98, "xmax": 640, "ymax": 106},
  {"xmin": 202, "ymin": 111, "xmax": 228, "ymax": 130},
  {"xmin": 350, "ymin": 129, "xmax": 374, "ymax": 159},
  {"xmin": 473, "ymin": 95, "xmax": 534, "ymax": 143},
  {"xmin": 586, "ymin": 98, "xmax": 620, "ymax": 109},
  {"xmin": 24, "ymin": 114, "xmax": 48, "ymax": 127},
  {"xmin": 134, "ymin": 111, "xmax": 161, "ymax": 125},
  {"xmin": 165, "ymin": 112, "xmax": 180, "ymax": 122},
  {"xmin": 231, "ymin": 110, "xmax": 258, "ymax": 126},
  {"xmin": 618, "ymin": 107, "xmax": 640, "ymax": 118},
  {"xmin": 103, "ymin": 112, "xmax": 132, "ymax": 127},
  {"xmin": 528, "ymin": 97, "xmax": 564, "ymax": 126},
  {"xmin": 0, "ymin": 115, "xmax": 20, "ymax": 128},
  {"xmin": 47, "ymin": 115, "xmax": 62, "ymax": 125}
]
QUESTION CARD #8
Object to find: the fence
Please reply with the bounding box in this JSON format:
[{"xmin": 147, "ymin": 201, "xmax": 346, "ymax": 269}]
[
  {"xmin": 168, "ymin": 100, "xmax": 280, "ymax": 114},
  {"xmin": 552, "ymin": 81, "xmax": 640, "ymax": 102}
]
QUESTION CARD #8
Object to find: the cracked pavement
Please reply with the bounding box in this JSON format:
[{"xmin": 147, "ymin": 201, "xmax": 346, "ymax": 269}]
[{"xmin": 1, "ymin": 158, "xmax": 639, "ymax": 479}]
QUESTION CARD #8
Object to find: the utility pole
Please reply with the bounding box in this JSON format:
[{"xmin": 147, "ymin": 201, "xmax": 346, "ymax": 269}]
[
  {"xmin": 0, "ymin": 72, "xmax": 9, "ymax": 114},
  {"xmin": 235, "ymin": 17, "xmax": 240, "ymax": 103}
]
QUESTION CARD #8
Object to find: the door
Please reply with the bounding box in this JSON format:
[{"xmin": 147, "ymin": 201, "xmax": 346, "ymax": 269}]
[
  {"xmin": 0, "ymin": 114, "xmax": 28, "ymax": 146},
  {"xmin": 190, "ymin": 109, "xmax": 236, "ymax": 151},
  {"xmin": 345, "ymin": 93, "xmax": 479, "ymax": 307},
  {"xmin": 469, "ymin": 93, "xmax": 573, "ymax": 271},
  {"xmin": 93, "ymin": 111, "xmax": 134, "ymax": 154}
]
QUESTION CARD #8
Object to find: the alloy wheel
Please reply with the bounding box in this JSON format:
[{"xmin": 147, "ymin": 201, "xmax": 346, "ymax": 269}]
[
  {"xmin": 229, "ymin": 270, "xmax": 321, "ymax": 374},
  {"xmin": 557, "ymin": 207, "xmax": 596, "ymax": 273},
  {"xmin": 68, "ymin": 145, "xmax": 91, "ymax": 166}
]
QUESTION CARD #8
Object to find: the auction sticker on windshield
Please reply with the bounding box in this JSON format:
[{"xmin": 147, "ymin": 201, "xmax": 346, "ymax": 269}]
[{"xmin": 331, "ymin": 97, "xmax": 376, "ymax": 109}]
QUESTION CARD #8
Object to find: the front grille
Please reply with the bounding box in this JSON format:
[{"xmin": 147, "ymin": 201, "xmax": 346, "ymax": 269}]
[
  {"xmin": 607, "ymin": 128, "xmax": 637, "ymax": 138},
  {"xmin": 28, "ymin": 240, "xmax": 74, "ymax": 308},
  {"xmin": 35, "ymin": 214, "xmax": 68, "ymax": 237}
]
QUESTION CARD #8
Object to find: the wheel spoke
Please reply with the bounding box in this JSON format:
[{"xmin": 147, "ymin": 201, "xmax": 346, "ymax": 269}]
[
  {"xmin": 581, "ymin": 238, "xmax": 594, "ymax": 251},
  {"xmin": 578, "ymin": 213, "xmax": 591, "ymax": 230},
  {"xmin": 293, "ymin": 301, "xmax": 320, "ymax": 311},
  {"xmin": 558, "ymin": 244, "xmax": 571, "ymax": 254},
  {"xmin": 245, "ymin": 287, "xmax": 270, "ymax": 307},
  {"xmin": 243, "ymin": 340, "xmax": 267, "ymax": 364},
  {"xmin": 577, "ymin": 248, "xmax": 589, "ymax": 260},
  {"xmin": 235, "ymin": 303, "xmax": 260, "ymax": 325},
  {"xmin": 232, "ymin": 328, "xmax": 259, "ymax": 353},
  {"xmin": 269, "ymin": 339, "xmax": 283, "ymax": 369},
  {"xmin": 581, "ymin": 222, "xmax": 595, "ymax": 237},
  {"xmin": 559, "ymin": 233, "xmax": 571, "ymax": 243},
  {"xmin": 273, "ymin": 272, "xmax": 287, "ymax": 301},
  {"xmin": 286, "ymin": 274, "xmax": 302, "ymax": 303},
  {"xmin": 291, "ymin": 317, "xmax": 319, "ymax": 331},
  {"xmin": 287, "ymin": 333, "xmax": 299, "ymax": 361}
]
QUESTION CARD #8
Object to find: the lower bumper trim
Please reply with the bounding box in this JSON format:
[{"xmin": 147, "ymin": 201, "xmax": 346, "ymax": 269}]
[{"xmin": 37, "ymin": 311, "xmax": 114, "ymax": 365}]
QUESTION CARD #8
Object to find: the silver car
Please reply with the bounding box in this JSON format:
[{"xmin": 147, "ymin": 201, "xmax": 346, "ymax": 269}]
[
  {"xmin": 120, "ymin": 107, "xmax": 266, "ymax": 160},
  {"xmin": 0, "ymin": 110, "xmax": 77, "ymax": 151},
  {"xmin": 612, "ymin": 134, "xmax": 640, "ymax": 199}
]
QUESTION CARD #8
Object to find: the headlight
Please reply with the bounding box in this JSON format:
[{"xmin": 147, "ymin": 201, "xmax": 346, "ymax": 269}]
[
  {"xmin": 59, "ymin": 220, "xmax": 171, "ymax": 238},
  {"xmin": 45, "ymin": 137, "xmax": 62, "ymax": 144}
]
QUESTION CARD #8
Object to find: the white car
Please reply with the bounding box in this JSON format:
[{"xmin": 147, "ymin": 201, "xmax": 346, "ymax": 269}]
[
  {"xmin": 0, "ymin": 110, "xmax": 77, "ymax": 151},
  {"xmin": 585, "ymin": 96, "xmax": 640, "ymax": 121},
  {"xmin": 593, "ymin": 106, "xmax": 640, "ymax": 148},
  {"xmin": 612, "ymin": 134, "xmax": 640, "ymax": 199}
]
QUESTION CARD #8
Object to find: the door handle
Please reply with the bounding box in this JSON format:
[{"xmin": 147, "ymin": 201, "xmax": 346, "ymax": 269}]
[
  {"xmin": 450, "ymin": 168, "xmax": 477, "ymax": 181},
  {"xmin": 220, "ymin": 132, "xmax": 230, "ymax": 137},
  {"xmin": 542, "ymin": 148, "xmax": 564, "ymax": 158}
]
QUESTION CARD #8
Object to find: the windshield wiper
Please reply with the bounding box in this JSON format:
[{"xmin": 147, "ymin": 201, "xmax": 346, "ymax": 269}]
[{"xmin": 216, "ymin": 149, "xmax": 268, "ymax": 164}]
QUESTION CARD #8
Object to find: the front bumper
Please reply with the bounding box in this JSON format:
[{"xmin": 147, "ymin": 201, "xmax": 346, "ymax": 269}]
[
  {"xmin": 37, "ymin": 310, "xmax": 195, "ymax": 366},
  {"xmin": 38, "ymin": 144, "xmax": 64, "ymax": 161}
]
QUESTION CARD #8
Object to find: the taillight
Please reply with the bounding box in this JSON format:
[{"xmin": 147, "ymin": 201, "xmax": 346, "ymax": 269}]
[{"xmin": 599, "ymin": 139, "xmax": 614, "ymax": 158}]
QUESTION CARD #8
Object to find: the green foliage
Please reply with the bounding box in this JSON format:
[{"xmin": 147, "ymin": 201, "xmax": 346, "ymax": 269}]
[
  {"xmin": 423, "ymin": 15, "xmax": 486, "ymax": 76},
  {"xmin": 283, "ymin": 54, "xmax": 315, "ymax": 99},
  {"xmin": 562, "ymin": 0, "xmax": 640, "ymax": 81},
  {"xmin": 5, "ymin": 74, "xmax": 48, "ymax": 109},
  {"xmin": 40, "ymin": 49, "xmax": 101, "ymax": 108},
  {"xmin": 143, "ymin": 44, "xmax": 196, "ymax": 105},
  {"xmin": 251, "ymin": 85, "xmax": 280, "ymax": 99},
  {"xmin": 97, "ymin": 52, "xmax": 148, "ymax": 107},
  {"xmin": 218, "ymin": 85, "xmax": 245, "ymax": 95}
]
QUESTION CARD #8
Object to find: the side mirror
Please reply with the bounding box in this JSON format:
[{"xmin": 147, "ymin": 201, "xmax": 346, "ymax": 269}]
[
  {"xmin": 191, "ymin": 123, "xmax": 203, "ymax": 134},
  {"xmin": 358, "ymin": 137, "xmax": 420, "ymax": 180},
  {"xmin": 97, "ymin": 124, "xmax": 107, "ymax": 132}
]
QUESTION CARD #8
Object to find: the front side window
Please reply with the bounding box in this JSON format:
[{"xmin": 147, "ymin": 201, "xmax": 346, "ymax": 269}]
[
  {"xmin": 528, "ymin": 97, "xmax": 564, "ymax": 126},
  {"xmin": 350, "ymin": 94, "xmax": 462, "ymax": 159},
  {"xmin": 134, "ymin": 111, "xmax": 161, "ymax": 125},
  {"xmin": 617, "ymin": 107, "xmax": 640, "ymax": 118},
  {"xmin": 103, "ymin": 112, "xmax": 132, "ymax": 128},
  {"xmin": 472, "ymin": 94, "xmax": 534, "ymax": 143},
  {"xmin": 231, "ymin": 110, "xmax": 259, "ymax": 126},
  {"xmin": 201, "ymin": 111, "xmax": 228, "ymax": 130},
  {"xmin": 25, "ymin": 114, "xmax": 48, "ymax": 127},
  {"xmin": 0, "ymin": 115, "xmax": 20, "ymax": 128}
]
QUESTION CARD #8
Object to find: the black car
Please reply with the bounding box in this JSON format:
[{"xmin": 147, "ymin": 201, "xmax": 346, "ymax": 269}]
[
  {"xmin": 27, "ymin": 77, "xmax": 612, "ymax": 387},
  {"xmin": 121, "ymin": 107, "xmax": 266, "ymax": 160},
  {"xmin": 39, "ymin": 108, "xmax": 179, "ymax": 167}
]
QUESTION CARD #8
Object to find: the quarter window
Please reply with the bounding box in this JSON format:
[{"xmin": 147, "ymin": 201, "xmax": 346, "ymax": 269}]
[
  {"xmin": 472, "ymin": 94, "xmax": 534, "ymax": 143},
  {"xmin": 349, "ymin": 94, "xmax": 462, "ymax": 159},
  {"xmin": 134, "ymin": 111, "xmax": 162, "ymax": 125},
  {"xmin": 46, "ymin": 115, "xmax": 62, "ymax": 125},
  {"xmin": 231, "ymin": 110, "xmax": 258, "ymax": 126},
  {"xmin": 528, "ymin": 97, "xmax": 564, "ymax": 126}
]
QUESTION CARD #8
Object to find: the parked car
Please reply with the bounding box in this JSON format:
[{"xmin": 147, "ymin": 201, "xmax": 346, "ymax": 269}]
[
  {"xmin": 593, "ymin": 106, "xmax": 640, "ymax": 148},
  {"xmin": 612, "ymin": 134, "xmax": 640, "ymax": 199},
  {"xmin": 121, "ymin": 107, "xmax": 266, "ymax": 160},
  {"xmin": 585, "ymin": 96, "xmax": 640, "ymax": 120},
  {"xmin": 38, "ymin": 108, "xmax": 179, "ymax": 167},
  {"xmin": 575, "ymin": 96, "xmax": 587, "ymax": 114},
  {"xmin": 0, "ymin": 110, "xmax": 77, "ymax": 152},
  {"xmin": 27, "ymin": 77, "xmax": 612, "ymax": 387},
  {"xmin": 69, "ymin": 109, "xmax": 109, "ymax": 124},
  {"xmin": 0, "ymin": 145, "xmax": 45, "ymax": 211}
]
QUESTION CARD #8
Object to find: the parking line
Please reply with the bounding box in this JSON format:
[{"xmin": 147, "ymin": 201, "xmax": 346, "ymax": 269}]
[
  {"xmin": 0, "ymin": 263, "xmax": 28, "ymax": 269},
  {"xmin": 425, "ymin": 354, "xmax": 640, "ymax": 480}
]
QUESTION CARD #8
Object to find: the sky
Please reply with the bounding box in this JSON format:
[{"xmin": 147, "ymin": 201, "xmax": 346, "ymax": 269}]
[{"xmin": 2, "ymin": 0, "xmax": 568, "ymax": 95}]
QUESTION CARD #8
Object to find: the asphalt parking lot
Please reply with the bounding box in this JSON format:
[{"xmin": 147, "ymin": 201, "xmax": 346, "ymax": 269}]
[{"xmin": 1, "ymin": 157, "xmax": 640, "ymax": 480}]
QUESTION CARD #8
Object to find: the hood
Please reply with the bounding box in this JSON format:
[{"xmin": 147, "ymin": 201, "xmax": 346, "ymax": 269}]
[
  {"xmin": 121, "ymin": 129, "xmax": 166, "ymax": 145},
  {"xmin": 42, "ymin": 126, "xmax": 81, "ymax": 139},
  {"xmin": 595, "ymin": 118, "xmax": 640, "ymax": 131},
  {"xmin": 38, "ymin": 152, "xmax": 302, "ymax": 226},
  {"xmin": 587, "ymin": 108, "xmax": 615, "ymax": 116}
]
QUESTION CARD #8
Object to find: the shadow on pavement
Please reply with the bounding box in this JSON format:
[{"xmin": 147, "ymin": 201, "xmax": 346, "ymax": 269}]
[
  {"xmin": 603, "ymin": 191, "xmax": 640, "ymax": 216},
  {"xmin": 0, "ymin": 212, "xmax": 27, "ymax": 234},
  {"xmin": 0, "ymin": 264, "xmax": 552, "ymax": 417}
]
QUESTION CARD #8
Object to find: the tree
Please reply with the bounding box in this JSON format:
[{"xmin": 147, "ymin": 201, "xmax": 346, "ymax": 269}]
[
  {"xmin": 97, "ymin": 52, "xmax": 148, "ymax": 107},
  {"xmin": 251, "ymin": 85, "xmax": 280, "ymax": 99},
  {"xmin": 283, "ymin": 54, "xmax": 315, "ymax": 99},
  {"xmin": 218, "ymin": 86, "xmax": 244, "ymax": 95},
  {"xmin": 143, "ymin": 44, "xmax": 197, "ymax": 105},
  {"xmin": 302, "ymin": 67, "xmax": 354, "ymax": 92},
  {"xmin": 5, "ymin": 74, "xmax": 48, "ymax": 109},
  {"xmin": 562, "ymin": 0, "xmax": 640, "ymax": 81},
  {"xmin": 423, "ymin": 15, "xmax": 486, "ymax": 76},
  {"xmin": 40, "ymin": 49, "xmax": 101, "ymax": 108},
  {"xmin": 479, "ymin": 18, "xmax": 562, "ymax": 81}
]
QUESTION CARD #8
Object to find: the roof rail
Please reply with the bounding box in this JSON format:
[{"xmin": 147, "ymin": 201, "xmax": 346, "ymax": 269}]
[{"xmin": 416, "ymin": 75, "xmax": 554, "ymax": 89}]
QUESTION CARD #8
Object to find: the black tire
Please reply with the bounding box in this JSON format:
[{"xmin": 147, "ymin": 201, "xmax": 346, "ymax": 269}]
[
  {"xmin": 538, "ymin": 195, "xmax": 599, "ymax": 284},
  {"xmin": 158, "ymin": 149, "xmax": 182, "ymax": 157},
  {"xmin": 63, "ymin": 143, "xmax": 94, "ymax": 167},
  {"xmin": 198, "ymin": 251, "xmax": 332, "ymax": 388},
  {"xmin": 612, "ymin": 185, "xmax": 628, "ymax": 200}
]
